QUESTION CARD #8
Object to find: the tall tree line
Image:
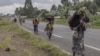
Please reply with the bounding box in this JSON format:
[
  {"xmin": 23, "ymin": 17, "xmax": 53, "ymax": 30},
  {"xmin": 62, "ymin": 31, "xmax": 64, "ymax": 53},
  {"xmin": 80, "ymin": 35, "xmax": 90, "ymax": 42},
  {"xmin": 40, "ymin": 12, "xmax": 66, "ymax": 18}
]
[
  {"xmin": 55, "ymin": 0, "xmax": 100, "ymax": 17},
  {"xmin": 15, "ymin": 0, "xmax": 42, "ymax": 18}
]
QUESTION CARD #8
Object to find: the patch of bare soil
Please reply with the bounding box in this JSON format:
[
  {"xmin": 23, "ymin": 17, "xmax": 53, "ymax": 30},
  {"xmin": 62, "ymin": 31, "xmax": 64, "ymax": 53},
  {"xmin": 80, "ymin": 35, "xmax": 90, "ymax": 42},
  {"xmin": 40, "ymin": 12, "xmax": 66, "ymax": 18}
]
[
  {"xmin": 0, "ymin": 30, "xmax": 46, "ymax": 56},
  {"xmin": 0, "ymin": 30, "xmax": 15, "ymax": 56}
]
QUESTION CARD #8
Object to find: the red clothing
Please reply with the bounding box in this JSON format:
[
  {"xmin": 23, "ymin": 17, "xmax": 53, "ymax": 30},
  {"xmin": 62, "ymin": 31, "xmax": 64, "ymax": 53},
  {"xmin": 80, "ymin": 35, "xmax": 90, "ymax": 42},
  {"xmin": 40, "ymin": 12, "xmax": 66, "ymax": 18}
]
[{"xmin": 33, "ymin": 18, "xmax": 39, "ymax": 25}]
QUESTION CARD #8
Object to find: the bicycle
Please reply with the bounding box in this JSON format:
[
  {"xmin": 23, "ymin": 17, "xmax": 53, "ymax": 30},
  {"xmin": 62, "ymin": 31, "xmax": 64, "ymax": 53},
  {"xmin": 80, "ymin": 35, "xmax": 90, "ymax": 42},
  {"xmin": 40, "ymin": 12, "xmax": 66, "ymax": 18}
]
[{"xmin": 72, "ymin": 25, "xmax": 85, "ymax": 56}]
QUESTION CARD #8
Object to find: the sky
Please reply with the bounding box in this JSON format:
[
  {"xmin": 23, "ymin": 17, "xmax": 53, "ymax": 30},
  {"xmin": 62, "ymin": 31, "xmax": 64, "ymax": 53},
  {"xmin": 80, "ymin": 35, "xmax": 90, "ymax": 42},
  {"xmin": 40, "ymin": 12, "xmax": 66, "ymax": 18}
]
[{"xmin": 0, "ymin": 0, "xmax": 61, "ymax": 15}]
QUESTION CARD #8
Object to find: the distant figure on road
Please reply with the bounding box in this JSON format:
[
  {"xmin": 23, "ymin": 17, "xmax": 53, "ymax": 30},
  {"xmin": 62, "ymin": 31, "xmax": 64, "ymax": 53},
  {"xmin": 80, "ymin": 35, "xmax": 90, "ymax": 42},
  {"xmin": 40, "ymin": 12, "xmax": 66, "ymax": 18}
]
[
  {"xmin": 32, "ymin": 17, "xmax": 39, "ymax": 35},
  {"xmin": 19, "ymin": 18, "xmax": 23, "ymax": 25},
  {"xmin": 22, "ymin": 18, "xmax": 25, "ymax": 23},
  {"xmin": 13, "ymin": 18, "xmax": 17, "ymax": 23},
  {"xmin": 19, "ymin": 17, "xmax": 25, "ymax": 25},
  {"xmin": 44, "ymin": 14, "xmax": 55, "ymax": 40}
]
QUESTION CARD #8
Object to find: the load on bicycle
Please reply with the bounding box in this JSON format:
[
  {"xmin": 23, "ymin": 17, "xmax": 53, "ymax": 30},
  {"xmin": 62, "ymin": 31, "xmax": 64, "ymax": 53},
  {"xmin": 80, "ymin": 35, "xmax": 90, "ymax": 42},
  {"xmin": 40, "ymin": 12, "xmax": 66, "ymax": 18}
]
[{"xmin": 68, "ymin": 7, "xmax": 90, "ymax": 56}]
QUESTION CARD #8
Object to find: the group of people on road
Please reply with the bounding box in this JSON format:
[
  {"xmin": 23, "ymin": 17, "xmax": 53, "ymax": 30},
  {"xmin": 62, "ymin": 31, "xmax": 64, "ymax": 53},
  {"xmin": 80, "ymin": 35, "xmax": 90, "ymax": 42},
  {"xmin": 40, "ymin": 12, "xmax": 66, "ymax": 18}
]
[
  {"xmin": 32, "ymin": 7, "xmax": 90, "ymax": 36},
  {"xmin": 14, "ymin": 7, "xmax": 90, "ymax": 43},
  {"xmin": 12, "ymin": 16, "xmax": 25, "ymax": 24},
  {"xmin": 15, "ymin": 7, "xmax": 90, "ymax": 55},
  {"xmin": 32, "ymin": 15, "xmax": 54, "ymax": 35}
]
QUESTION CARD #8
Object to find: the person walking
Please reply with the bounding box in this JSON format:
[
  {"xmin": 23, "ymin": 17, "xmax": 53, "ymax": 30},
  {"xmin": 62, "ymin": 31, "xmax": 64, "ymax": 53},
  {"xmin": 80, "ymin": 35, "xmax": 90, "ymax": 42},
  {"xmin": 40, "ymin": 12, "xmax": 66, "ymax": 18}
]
[{"xmin": 32, "ymin": 17, "xmax": 39, "ymax": 35}]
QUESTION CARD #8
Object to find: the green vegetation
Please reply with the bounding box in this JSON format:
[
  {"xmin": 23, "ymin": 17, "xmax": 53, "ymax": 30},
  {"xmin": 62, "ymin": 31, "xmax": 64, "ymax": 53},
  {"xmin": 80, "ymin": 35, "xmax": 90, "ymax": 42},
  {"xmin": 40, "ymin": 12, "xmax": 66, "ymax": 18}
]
[
  {"xmin": 15, "ymin": 0, "xmax": 100, "ymax": 19},
  {"xmin": 89, "ymin": 15, "xmax": 100, "ymax": 28},
  {"xmin": 0, "ymin": 34, "xmax": 11, "ymax": 50},
  {"xmin": 51, "ymin": 4, "xmax": 57, "ymax": 16},
  {"xmin": 24, "ymin": 49, "xmax": 33, "ymax": 56},
  {"xmin": 54, "ymin": 15, "xmax": 100, "ymax": 29},
  {"xmin": 15, "ymin": 23, "xmax": 68, "ymax": 56},
  {"xmin": 55, "ymin": 18, "xmax": 68, "ymax": 25},
  {"xmin": 0, "ymin": 18, "xmax": 68, "ymax": 56},
  {"xmin": 15, "ymin": 0, "xmax": 40, "ymax": 17}
]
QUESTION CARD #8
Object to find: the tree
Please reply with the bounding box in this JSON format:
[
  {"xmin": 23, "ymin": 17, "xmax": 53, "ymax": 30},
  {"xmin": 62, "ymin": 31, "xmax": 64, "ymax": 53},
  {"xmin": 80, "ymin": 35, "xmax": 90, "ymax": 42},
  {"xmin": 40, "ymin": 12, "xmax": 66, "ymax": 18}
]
[
  {"xmin": 19, "ymin": 7, "xmax": 24, "ymax": 15},
  {"xmin": 94, "ymin": 0, "xmax": 100, "ymax": 7},
  {"xmin": 61, "ymin": 0, "xmax": 71, "ymax": 18},
  {"xmin": 73, "ymin": 0, "xmax": 91, "ymax": 10},
  {"xmin": 51, "ymin": 4, "xmax": 57, "ymax": 11},
  {"xmin": 73, "ymin": 2, "xmax": 84, "ymax": 10},
  {"xmin": 15, "ymin": 8, "xmax": 19, "ymax": 15},
  {"xmin": 74, "ymin": 0, "xmax": 97, "ymax": 14},
  {"xmin": 33, "ymin": 7, "xmax": 40, "ymax": 16},
  {"xmin": 72, "ymin": 0, "xmax": 79, "ymax": 5},
  {"xmin": 88, "ymin": 3, "xmax": 97, "ymax": 14},
  {"xmin": 40, "ymin": 9, "xmax": 49, "ymax": 18},
  {"xmin": 61, "ymin": 0, "xmax": 68, "ymax": 5},
  {"xmin": 58, "ymin": 4, "xmax": 63, "ymax": 10},
  {"xmin": 15, "ymin": 7, "xmax": 24, "ymax": 15},
  {"xmin": 79, "ymin": 1, "xmax": 97, "ymax": 14},
  {"xmin": 51, "ymin": 4, "xmax": 57, "ymax": 16},
  {"xmin": 23, "ymin": 0, "xmax": 34, "ymax": 17},
  {"xmin": 15, "ymin": 0, "xmax": 42, "ymax": 17},
  {"xmin": 61, "ymin": 0, "xmax": 70, "ymax": 8},
  {"xmin": 82, "ymin": 1, "xmax": 91, "ymax": 9}
]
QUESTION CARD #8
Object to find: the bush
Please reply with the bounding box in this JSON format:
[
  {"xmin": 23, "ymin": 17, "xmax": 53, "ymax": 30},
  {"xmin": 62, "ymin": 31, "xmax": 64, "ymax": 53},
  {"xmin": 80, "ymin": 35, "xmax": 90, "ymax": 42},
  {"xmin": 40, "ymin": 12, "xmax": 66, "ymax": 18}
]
[{"xmin": 89, "ymin": 14, "xmax": 100, "ymax": 28}]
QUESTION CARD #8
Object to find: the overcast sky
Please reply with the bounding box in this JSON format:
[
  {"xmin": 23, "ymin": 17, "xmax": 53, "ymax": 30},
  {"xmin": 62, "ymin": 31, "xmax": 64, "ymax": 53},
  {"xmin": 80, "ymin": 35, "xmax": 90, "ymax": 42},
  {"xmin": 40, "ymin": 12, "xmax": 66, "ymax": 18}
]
[{"xmin": 0, "ymin": 0, "xmax": 62, "ymax": 14}]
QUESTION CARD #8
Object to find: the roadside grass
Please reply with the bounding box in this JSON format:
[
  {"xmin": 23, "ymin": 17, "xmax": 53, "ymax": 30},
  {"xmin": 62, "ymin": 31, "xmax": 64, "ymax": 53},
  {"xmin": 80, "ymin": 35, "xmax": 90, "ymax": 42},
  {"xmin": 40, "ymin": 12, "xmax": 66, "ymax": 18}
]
[
  {"xmin": 55, "ymin": 18, "xmax": 68, "ymax": 25},
  {"xmin": 0, "ymin": 34, "xmax": 16, "ymax": 51},
  {"xmin": 24, "ymin": 49, "xmax": 33, "ymax": 56},
  {"xmin": 0, "ymin": 19, "xmax": 68, "ymax": 56},
  {"xmin": 0, "ymin": 34, "xmax": 11, "ymax": 50},
  {"xmin": 89, "ymin": 15, "xmax": 100, "ymax": 29},
  {"xmin": 15, "ymin": 22, "xmax": 68, "ymax": 56}
]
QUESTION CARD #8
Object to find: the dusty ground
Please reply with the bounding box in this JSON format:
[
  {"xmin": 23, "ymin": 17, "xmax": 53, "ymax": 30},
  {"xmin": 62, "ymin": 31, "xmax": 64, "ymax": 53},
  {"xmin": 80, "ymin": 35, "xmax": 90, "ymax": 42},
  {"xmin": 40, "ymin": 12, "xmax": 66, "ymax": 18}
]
[{"xmin": 0, "ymin": 30, "xmax": 46, "ymax": 56}]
